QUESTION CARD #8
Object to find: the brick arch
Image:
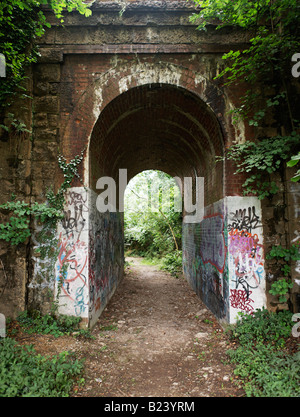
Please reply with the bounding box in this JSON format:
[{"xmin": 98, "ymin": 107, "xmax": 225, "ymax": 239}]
[
  {"xmin": 59, "ymin": 58, "xmax": 236, "ymax": 185},
  {"xmin": 57, "ymin": 56, "xmax": 264, "ymax": 328},
  {"xmin": 89, "ymin": 82, "xmax": 225, "ymax": 207}
]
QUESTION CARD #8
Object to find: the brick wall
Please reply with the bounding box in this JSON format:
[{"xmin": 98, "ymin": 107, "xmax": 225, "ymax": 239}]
[{"xmin": 1, "ymin": 0, "xmax": 298, "ymax": 325}]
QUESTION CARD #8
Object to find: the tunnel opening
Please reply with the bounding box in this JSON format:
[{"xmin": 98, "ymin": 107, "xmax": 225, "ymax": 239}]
[
  {"xmin": 87, "ymin": 83, "xmax": 227, "ymax": 327},
  {"xmin": 124, "ymin": 169, "xmax": 182, "ymax": 269}
]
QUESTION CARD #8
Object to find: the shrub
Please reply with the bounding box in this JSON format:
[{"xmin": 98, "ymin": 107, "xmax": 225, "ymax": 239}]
[{"xmin": 226, "ymin": 308, "xmax": 300, "ymax": 397}]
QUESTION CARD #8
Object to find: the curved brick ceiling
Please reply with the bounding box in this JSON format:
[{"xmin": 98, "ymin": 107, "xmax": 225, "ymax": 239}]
[{"xmin": 89, "ymin": 84, "xmax": 224, "ymax": 190}]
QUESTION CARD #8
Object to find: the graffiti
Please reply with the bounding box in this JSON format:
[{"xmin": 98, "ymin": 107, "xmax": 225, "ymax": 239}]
[
  {"xmin": 56, "ymin": 233, "xmax": 88, "ymax": 316},
  {"xmin": 227, "ymin": 201, "xmax": 265, "ymax": 320},
  {"xmin": 228, "ymin": 206, "xmax": 261, "ymax": 233},
  {"xmin": 230, "ymin": 289, "xmax": 254, "ymax": 313},
  {"xmin": 61, "ymin": 191, "xmax": 88, "ymax": 240},
  {"xmin": 88, "ymin": 191, "xmax": 124, "ymax": 326},
  {"xmin": 199, "ymin": 214, "xmax": 227, "ymax": 273},
  {"xmin": 229, "ymin": 228, "xmax": 264, "ymax": 299},
  {"xmin": 182, "ymin": 202, "xmax": 230, "ymax": 322}
]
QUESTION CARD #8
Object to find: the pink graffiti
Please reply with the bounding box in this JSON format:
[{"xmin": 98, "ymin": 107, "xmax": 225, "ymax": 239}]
[{"xmin": 229, "ymin": 229, "xmax": 263, "ymax": 262}]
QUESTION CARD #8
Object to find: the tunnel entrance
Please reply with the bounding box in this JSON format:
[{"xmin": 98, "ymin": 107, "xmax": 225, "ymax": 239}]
[
  {"xmin": 124, "ymin": 169, "xmax": 182, "ymax": 266},
  {"xmin": 55, "ymin": 82, "xmax": 266, "ymax": 328},
  {"xmin": 86, "ymin": 83, "xmax": 226, "ymax": 327}
]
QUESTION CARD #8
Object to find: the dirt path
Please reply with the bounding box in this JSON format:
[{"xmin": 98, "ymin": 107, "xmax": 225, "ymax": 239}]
[
  {"xmin": 73, "ymin": 257, "xmax": 242, "ymax": 397},
  {"xmin": 16, "ymin": 257, "xmax": 243, "ymax": 397}
]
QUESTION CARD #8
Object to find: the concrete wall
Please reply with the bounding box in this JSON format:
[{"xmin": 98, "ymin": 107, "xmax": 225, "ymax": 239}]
[
  {"xmin": 183, "ymin": 196, "xmax": 266, "ymax": 324},
  {"xmin": 46, "ymin": 187, "xmax": 124, "ymax": 327}
]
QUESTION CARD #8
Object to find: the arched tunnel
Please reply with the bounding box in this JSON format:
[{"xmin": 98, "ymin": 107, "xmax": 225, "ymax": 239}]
[
  {"xmin": 89, "ymin": 84, "xmax": 224, "ymax": 200},
  {"xmin": 55, "ymin": 82, "xmax": 266, "ymax": 328},
  {"xmin": 86, "ymin": 83, "xmax": 227, "ymax": 327}
]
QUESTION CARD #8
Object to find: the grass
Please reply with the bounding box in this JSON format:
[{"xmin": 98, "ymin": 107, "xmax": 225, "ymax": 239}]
[
  {"xmin": 0, "ymin": 310, "xmax": 93, "ymax": 397},
  {"xmin": 137, "ymin": 252, "xmax": 183, "ymax": 277}
]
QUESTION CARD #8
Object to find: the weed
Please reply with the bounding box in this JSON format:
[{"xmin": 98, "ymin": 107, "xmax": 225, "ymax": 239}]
[
  {"xmin": 100, "ymin": 324, "xmax": 118, "ymax": 332},
  {"xmin": 226, "ymin": 308, "xmax": 300, "ymax": 397},
  {"xmin": 0, "ymin": 338, "xmax": 84, "ymax": 397},
  {"xmin": 16, "ymin": 310, "xmax": 94, "ymax": 339}
]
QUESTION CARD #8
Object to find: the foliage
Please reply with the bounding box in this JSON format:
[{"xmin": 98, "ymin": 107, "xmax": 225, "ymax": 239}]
[
  {"xmin": 229, "ymin": 308, "xmax": 293, "ymax": 348},
  {"xmin": 0, "ymin": 337, "xmax": 84, "ymax": 397},
  {"xmin": 226, "ymin": 308, "xmax": 299, "ymax": 397},
  {"xmin": 0, "ymin": 150, "xmax": 85, "ymax": 246},
  {"xmin": 124, "ymin": 170, "xmax": 182, "ymax": 261},
  {"xmin": 227, "ymin": 342, "xmax": 300, "ymax": 397},
  {"xmin": 160, "ymin": 250, "xmax": 183, "ymax": 277},
  {"xmin": 287, "ymin": 152, "xmax": 300, "ymax": 182},
  {"xmin": 0, "ymin": 0, "xmax": 92, "ymax": 114},
  {"xmin": 266, "ymin": 244, "xmax": 300, "ymax": 302},
  {"xmin": 0, "ymin": 199, "xmax": 63, "ymax": 245},
  {"xmin": 216, "ymin": 133, "xmax": 300, "ymax": 199},
  {"xmin": 191, "ymin": 0, "xmax": 300, "ymax": 191},
  {"xmin": 267, "ymin": 244, "xmax": 300, "ymax": 274},
  {"xmin": 269, "ymin": 279, "xmax": 293, "ymax": 303},
  {"xmin": 16, "ymin": 310, "xmax": 93, "ymax": 339}
]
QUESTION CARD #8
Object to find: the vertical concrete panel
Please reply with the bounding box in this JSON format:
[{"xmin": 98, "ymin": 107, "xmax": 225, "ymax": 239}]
[
  {"xmin": 183, "ymin": 196, "xmax": 267, "ymax": 324},
  {"xmin": 227, "ymin": 196, "xmax": 266, "ymax": 322},
  {"xmin": 55, "ymin": 187, "xmax": 90, "ymax": 320},
  {"xmin": 183, "ymin": 198, "xmax": 230, "ymax": 323}
]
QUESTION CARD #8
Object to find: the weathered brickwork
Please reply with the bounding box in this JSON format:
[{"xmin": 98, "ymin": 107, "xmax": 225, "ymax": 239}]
[{"xmin": 0, "ymin": 0, "xmax": 299, "ymax": 324}]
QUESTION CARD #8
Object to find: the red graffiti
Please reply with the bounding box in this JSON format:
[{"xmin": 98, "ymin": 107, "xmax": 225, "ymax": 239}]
[
  {"xmin": 230, "ymin": 289, "xmax": 254, "ymax": 313},
  {"xmin": 57, "ymin": 233, "xmax": 87, "ymax": 301}
]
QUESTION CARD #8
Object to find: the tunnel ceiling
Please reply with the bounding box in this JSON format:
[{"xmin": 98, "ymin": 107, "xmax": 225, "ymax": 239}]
[{"xmin": 89, "ymin": 84, "xmax": 224, "ymax": 187}]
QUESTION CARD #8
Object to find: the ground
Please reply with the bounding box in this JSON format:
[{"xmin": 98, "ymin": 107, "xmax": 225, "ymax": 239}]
[{"xmin": 12, "ymin": 257, "xmax": 245, "ymax": 397}]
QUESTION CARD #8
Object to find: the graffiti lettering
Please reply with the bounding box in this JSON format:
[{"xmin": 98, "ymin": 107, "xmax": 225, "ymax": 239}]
[
  {"xmin": 228, "ymin": 206, "xmax": 261, "ymax": 233},
  {"xmin": 230, "ymin": 289, "xmax": 254, "ymax": 313}
]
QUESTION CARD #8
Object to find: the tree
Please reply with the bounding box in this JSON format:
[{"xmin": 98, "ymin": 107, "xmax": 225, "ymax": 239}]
[{"xmin": 124, "ymin": 170, "xmax": 182, "ymax": 258}]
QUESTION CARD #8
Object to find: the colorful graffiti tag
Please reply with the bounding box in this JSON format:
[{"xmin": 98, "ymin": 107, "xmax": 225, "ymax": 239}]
[
  {"xmin": 199, "ymin": 214, "xmax": 226, "ymax": 273},
  {"xmin": 182, "ymin": 197, "xmax": 266, "ymax": 324},
  {"xmin": 55, "ymin": 189, "xmax": 89, "ymax": 317},
  {"xmin": 182, "ymin": 200, "xmax": 229, "ymax": 322},
  {"xmin": 227, "ymin": 200, "xmax": 266, "ymax": 319}
]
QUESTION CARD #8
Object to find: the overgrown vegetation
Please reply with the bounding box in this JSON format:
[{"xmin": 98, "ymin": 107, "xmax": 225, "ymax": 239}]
[
  {"xmin": 124, "ymin": 170, "xmax": 182, "ymax": 276},
  {"xmin": 0, "ymin": 337, "xmax": 84, "ymax": 397},
  {"xmin": 16, "ymin": 310, "xmax": 93, "ymax": 339},
  {"xmin": 191, "ymin": 0, "xmax": 300, "ymax": 197},
  {"xmin": 191, "ymin": 0, "xmax": 300, "ymax": 306},
  {"xmin": 226, "ymin": 308, "xmax": 300, "ymax": 397},
  {"xmin": 0, "ymin": 0, "xmax": 91, "ymax": 117}
]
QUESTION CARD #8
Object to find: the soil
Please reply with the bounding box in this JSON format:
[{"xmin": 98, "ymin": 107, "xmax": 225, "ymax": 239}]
[{"xmin": 11, "ymin": 257, "xmax": 245, "ymax": 397}]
